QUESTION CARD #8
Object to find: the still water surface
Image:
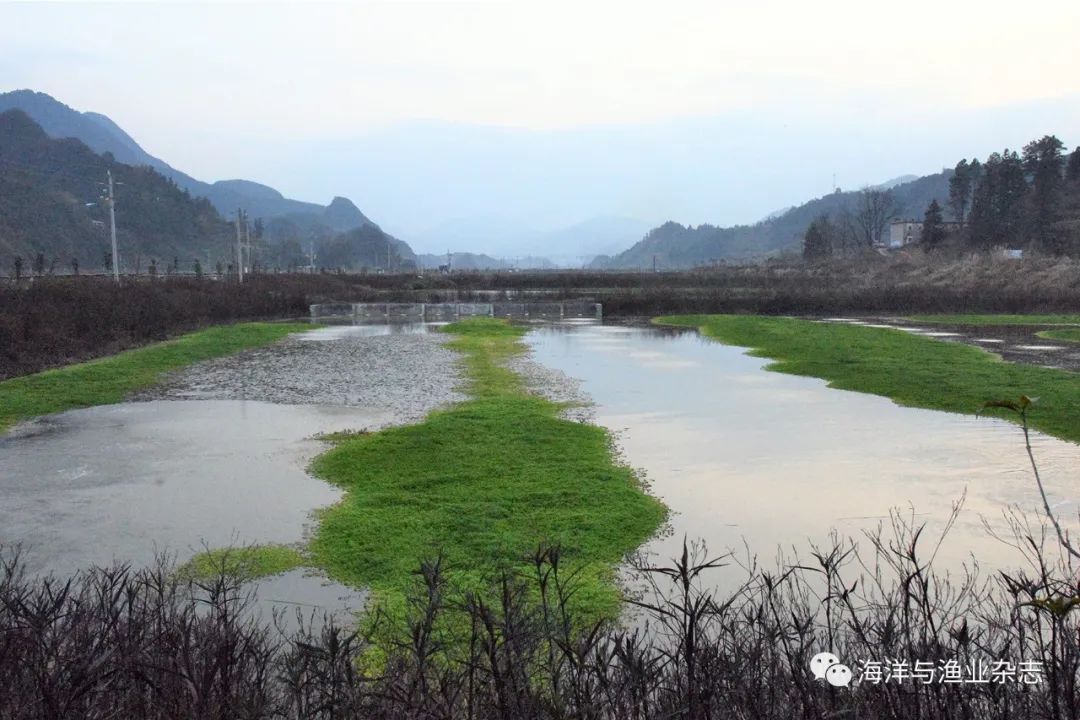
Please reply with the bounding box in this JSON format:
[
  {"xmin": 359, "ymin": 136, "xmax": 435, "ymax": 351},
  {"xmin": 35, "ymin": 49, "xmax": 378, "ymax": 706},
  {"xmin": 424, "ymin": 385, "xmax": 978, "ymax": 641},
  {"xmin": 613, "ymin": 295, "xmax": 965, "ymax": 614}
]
[
  {"xmin": 526, "ymin": 323, "xmax": 1080, "ymax": 579},
  {"xmin": 0, "ymin": 400, "xmax": 380, "ymax": 620}
]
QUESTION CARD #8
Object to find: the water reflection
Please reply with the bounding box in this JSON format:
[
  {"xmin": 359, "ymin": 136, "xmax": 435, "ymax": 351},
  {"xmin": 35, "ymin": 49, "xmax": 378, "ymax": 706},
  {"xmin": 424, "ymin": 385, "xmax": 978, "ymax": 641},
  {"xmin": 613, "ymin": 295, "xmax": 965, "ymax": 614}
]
[
  {"xmin": 246, "ymin": 569, "xmax": 367, "ymax": 633},
  {"xmin": 526, "ymin": 323, "xmax": 1080, "ymax": 583},
  {"xmin": 0, "ymin": 400, "xmax": 388, "ymax": 577},
  {"xmin": 297, "ymin": 322, "xmax": 444, "ymax": 339}
]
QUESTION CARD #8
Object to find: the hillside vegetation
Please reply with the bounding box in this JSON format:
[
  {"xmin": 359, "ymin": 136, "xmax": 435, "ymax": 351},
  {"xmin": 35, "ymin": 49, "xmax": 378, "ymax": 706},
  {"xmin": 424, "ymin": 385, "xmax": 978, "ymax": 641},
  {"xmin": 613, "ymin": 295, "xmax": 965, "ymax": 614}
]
[
  {"xmin": 592, "ymin": 172, "xmax": 951, "ymax": 268},
  {"xmin": 0, "ymin": 110, "xmax": 418, "ymax": 274},
  {"xmin": 0, "ymin": 90, "xmax": 414, "ymax": 272},
  {"xmin": 0, "ymin": 109, "xmax": 232, "ymax": 268},
  {"xmin": 597, "ymin": 134, "xmax": 1080, "ymax": 268},
  {"xmin": 0, "ymin": 90, "xmax": 373, "ymax": 229}
]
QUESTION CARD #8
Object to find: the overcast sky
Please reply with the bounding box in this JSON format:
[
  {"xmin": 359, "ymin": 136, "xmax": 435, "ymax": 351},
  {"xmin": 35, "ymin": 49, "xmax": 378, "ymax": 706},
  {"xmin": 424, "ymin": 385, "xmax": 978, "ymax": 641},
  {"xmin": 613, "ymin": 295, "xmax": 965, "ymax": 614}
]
[{"xmin": 3, "ymin": 1, "xmax": 1080, "ymax": 249}]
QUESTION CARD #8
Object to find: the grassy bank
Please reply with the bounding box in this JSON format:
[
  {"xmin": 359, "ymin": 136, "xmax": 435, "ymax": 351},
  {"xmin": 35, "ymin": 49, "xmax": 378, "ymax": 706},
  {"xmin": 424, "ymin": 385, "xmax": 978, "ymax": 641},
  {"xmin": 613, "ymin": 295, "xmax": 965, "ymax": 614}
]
[
  {"xmin": 658, "ymin": 315, "xmax": 1080, "ymax": 444},
  {"xmin": 307, "ymin": 317, "xmax": 665, "ymax": 623},
  {"xmin": 1039, "ymin": 328, "xmax": 1080, "ymax": 342},
  {"xmin": 0, "ymin": 322, "xmax": 313, "ymax": 431}
]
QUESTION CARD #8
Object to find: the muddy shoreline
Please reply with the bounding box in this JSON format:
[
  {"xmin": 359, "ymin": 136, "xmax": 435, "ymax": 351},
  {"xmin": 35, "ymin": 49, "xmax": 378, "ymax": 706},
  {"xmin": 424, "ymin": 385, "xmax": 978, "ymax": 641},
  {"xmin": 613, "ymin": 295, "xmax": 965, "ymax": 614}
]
[{"xmin": 136, "ymin": 325, "xmax": 466, "ymax": 426}]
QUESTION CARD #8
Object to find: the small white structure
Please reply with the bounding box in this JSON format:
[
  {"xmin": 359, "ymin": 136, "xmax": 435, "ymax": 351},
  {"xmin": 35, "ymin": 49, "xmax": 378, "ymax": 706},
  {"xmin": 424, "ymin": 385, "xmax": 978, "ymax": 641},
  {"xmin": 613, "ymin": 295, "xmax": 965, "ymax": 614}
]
[
  {"xmin": 886, "ymin": 219, "xmax": 962, "ymax": 248},
  {"xmin": 888, "ymin": 221, "xmax": 922, "ymax": 248}
]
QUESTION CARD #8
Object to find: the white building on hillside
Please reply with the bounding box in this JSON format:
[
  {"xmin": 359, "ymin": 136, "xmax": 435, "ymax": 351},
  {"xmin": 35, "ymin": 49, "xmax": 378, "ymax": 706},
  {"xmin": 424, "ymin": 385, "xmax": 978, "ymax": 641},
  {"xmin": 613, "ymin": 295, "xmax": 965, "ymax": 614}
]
[{"xmin": 886, "ymin": 219, "xmax": 962, "ymax": 248}]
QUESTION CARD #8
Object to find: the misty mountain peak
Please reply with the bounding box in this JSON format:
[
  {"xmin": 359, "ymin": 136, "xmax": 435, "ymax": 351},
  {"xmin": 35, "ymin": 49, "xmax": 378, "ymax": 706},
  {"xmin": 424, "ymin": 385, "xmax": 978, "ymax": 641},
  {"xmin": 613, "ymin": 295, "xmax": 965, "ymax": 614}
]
[
  {"xmin": 212, "ymin": 179, "xmax": 286, "ymax": 201},
  {"xmin": 327, "ymin": 196, "xmax": 358, "ymax": 210},
  {"xmin": 322, "ymin": 196, "xmax": 372, "ymax": 232}
]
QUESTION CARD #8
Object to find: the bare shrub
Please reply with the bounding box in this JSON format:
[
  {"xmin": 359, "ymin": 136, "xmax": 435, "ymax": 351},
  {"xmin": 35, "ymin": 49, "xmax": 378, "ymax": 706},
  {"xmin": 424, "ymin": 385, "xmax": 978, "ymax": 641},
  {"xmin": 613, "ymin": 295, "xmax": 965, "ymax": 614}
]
[{"xmin": 3, "ymin": 504, "xmax": 1080, "ymax": 720}]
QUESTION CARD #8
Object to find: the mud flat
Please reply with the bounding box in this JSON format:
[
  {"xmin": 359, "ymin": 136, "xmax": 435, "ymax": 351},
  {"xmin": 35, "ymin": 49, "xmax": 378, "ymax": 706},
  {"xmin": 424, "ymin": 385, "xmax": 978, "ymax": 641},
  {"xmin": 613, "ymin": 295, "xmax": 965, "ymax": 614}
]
[{"xmin": 136, "ymin": 324, "xmax": 465, "ymax": 424}]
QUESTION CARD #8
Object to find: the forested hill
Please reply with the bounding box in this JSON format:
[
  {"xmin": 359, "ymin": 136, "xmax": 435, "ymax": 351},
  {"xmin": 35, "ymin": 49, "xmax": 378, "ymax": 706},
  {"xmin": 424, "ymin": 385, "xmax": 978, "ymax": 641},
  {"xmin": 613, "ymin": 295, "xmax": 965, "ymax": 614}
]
[
  {"xmin": 0, "ymin": 110, "xmax": 418, "ymax": 274},
  {"xmin": 591, "ymin": 172, "xmax": 952, "ymax": 269},
  {"xmin": 0, "ymin": 109, "xmax": 233, "ymax": 270},
  {"xmin": 0, "ymin": 90, "xmax": 374, "ymax": 231}
]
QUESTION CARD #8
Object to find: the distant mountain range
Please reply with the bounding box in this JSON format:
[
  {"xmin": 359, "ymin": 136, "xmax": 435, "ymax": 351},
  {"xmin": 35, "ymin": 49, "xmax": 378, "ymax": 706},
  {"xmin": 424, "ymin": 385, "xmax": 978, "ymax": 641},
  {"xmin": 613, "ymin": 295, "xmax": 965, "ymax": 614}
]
[
  {"xmin": 0, "ymin": 89, "xmax": 412, "ymax": 271},
  {"xmin": 591, "ymin": 173, "xmax": 952, "ymax": 269},
  {"xmin": 418, "ymin": 252, "xmax": 506, "ymax": 271},
  {"xmin": 416, "ymin": 252, "xmax": 556, "ymax": 271},
  {"xmin": 0, "ymin": 89, "xmax": 985, "ymax": 273},
  {"xmin": 525, "ymin": 216, "xmax": 656, "ymax": 266},
  {"xmin": 410, "ymin": 214, "xmax": 654, "ymax": 267},
  {"xmin": 0, "ymin": 90, "xmax": 376, "ymax": 231}
]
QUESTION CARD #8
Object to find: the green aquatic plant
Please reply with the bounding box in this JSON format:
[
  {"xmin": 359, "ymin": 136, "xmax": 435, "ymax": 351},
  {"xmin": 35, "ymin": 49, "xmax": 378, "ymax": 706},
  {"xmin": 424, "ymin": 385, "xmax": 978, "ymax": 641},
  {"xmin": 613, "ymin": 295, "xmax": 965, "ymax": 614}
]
[
  {"xmin": 178, "ymin": 544, "xmax": 307, "ymax": 582},
  {"xmin": 307, "ymin": 317, "xmax": 666, "ymax": 628}
]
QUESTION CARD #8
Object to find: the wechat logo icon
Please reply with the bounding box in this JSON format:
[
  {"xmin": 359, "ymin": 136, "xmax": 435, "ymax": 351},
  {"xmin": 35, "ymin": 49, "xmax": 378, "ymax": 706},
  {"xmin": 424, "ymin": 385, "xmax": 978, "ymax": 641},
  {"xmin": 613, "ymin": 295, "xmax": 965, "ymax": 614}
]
[{"xmin": 810, "ymin": 651, "xmax": 853, "ymax": 687}]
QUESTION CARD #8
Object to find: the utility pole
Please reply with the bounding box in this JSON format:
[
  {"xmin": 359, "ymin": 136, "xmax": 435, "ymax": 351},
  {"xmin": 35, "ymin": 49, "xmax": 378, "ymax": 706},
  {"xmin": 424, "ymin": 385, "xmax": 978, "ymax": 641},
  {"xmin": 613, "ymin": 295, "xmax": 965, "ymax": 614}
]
[
  {"xmin": 235, "ymin": 209, "xmax": 244, "ymax": 283},
  {"xmin": 244, "ymin": 215, "xmax": 252, "ymax": 274},
  {"xmin": 106, "ymin": 170, "xmax": 119, "ymax": 282}
]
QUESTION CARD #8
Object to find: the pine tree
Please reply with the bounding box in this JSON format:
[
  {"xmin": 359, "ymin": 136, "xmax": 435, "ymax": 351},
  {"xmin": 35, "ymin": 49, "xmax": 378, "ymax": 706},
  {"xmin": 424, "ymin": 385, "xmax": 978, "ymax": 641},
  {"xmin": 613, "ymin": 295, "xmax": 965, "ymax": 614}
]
[
  {"xmin": 948, "ymin": 159, "xmax": 976, "ymax": 225},
  {"xmin": 969, "ymin": 150, "xmax": 1027, "ymax": 249},
  {"xmin": 998, "ymin": 150, "xmax": 1028, "ymax": 246},
  {"xmin": 1067, "ymin": 147, "xmax": 1080, "ymax": 183},
  {"xmin": 802, "ymin": 215, "xmax": 833, "ymax": 261},
  {"xmin": 969, "ymin": 153, "xmax": 1000, "ymax": 248},
  {"xmin": 1023, "ymin": 135, "xmax": 1066, "ymax": 252},
  {"xmin": 920, "ymin": 199, "xmax": 947, "ymax": 247},
  {"xmin": 997, "ymin": 150, "xmax": 1023, "ymax": 241}
]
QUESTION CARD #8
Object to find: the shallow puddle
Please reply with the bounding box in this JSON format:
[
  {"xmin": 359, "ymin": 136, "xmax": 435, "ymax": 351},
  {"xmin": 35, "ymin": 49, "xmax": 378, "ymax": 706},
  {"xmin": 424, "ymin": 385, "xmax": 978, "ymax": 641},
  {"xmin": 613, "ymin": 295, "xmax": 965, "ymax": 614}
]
[
  {"xmin": 295, "ymin": 322, "xmax": 445, "ymax": 341},
  {"xmin": 246, "ymin": 569, "xmax": 368, "ymax": 633}
]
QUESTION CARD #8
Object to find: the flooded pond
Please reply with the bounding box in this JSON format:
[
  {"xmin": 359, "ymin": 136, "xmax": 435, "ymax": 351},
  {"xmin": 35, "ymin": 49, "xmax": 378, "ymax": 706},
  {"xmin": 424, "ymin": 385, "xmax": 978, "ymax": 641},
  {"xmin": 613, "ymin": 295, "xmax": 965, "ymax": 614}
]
[
  {"xmin": 4, "ymin": 318, "xmax": 1079, "ymax": 618},
  {"xmin": 1, "ymin": 398, "xmax": 378, "ymax": 624},
  {"xmin": 526, "ymin": 322, "xmax": 1080, "ymax": 580}
]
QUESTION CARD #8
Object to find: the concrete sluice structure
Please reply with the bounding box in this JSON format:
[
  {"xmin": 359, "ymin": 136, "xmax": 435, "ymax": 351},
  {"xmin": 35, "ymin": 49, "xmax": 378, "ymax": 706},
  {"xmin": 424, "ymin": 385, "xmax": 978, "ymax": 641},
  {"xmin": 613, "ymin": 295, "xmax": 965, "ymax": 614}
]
[{"xmin": 310, "ymin": 301, "xmax": 603, "ymax": 323}]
